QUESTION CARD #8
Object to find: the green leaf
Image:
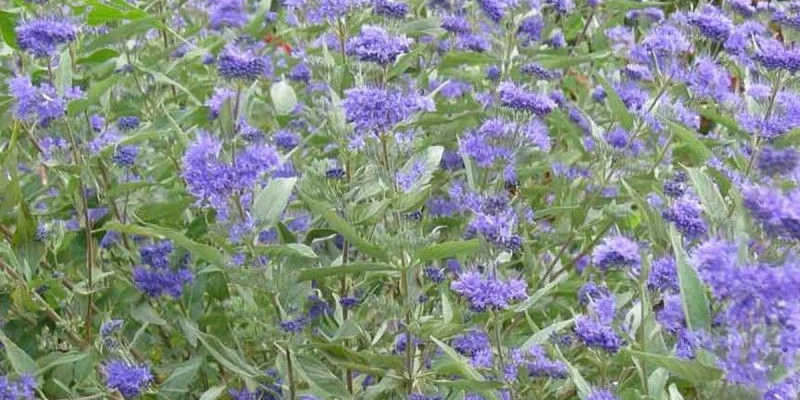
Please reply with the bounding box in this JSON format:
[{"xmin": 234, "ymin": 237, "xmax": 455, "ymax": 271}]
[
  {"xmin": 521, "ymin": 318, "xmax": 575, "ymax": 349},
  {"xmin": 296, "ymin": 262, "xmax": 396, "ymax": 281},
  {"xmin": 76, "ymin": 48, "xmax": 120, "ymax": 64},
  {"xmin": 253, "ymin": 178, "xmax": 297, "ymax": 225},
  {"xmin": 510, "ymin": 277, "xmax": 561, "ymax": 313},
  {"xmin": 185, "ymin": 322, "xmax": 261, "ymax": 379},
  {"xmin": 415, "ymin": 239, "xmax": 480, "ymax": 262},
  {"xmin": 648, "ymin": 368, "xmax": 670, "ymax": 400},
  {"xmin": 56, "ymin": 50, "xmax": 72, "ymax": 96},
  {"xmin": 685, "ymin": 167, "xmax": 727, "ymax": 227},
  {"xmin": 199, "ymin": 386, "xmax": 227, "ymax": 400},
  {"xmin": 533, "ymin": 51, "xmax": 610, "ymax": 69},
  {"xmin": 12, "ymin": 200, "xmax": 44, "ymax": 282},
  {"xmin": 698, "ymin": 106, "xmax": 743, "ymax": 136},
  {"xmin": 270, "ymin": 80, "xmax": 298, "ymax": 116},
  {"xmin": 300, "ymin": 196, "xmax": 388, "ymax": 260},
  {"xmin": 669, "ymin": 228, "xmax": 711, "ymax": 331},
  {"xmin": 430, "ymin": 337, "xmax": 498, "ymax": 400},
  {"xmin": 0, "ymin": 333, "xmax": 38, "ymax": 375},
  {"xmin": 623, "ymin": 349, "xmax": 723, "ymax": 386},
  {"xmin": 597, "ymin": 74, "xmax": 634, "ymax": 131},
  {"xmin": 37, "ymin": 351, "xmax": 90, "ymax": 375},
  {"xmin": 605, "ymin": 0, "xmax": 670, "ymax": 10},
  {"xmin": 398, "ymin": 145, "xmax": 443, "ymax": 192},
  {"xmin": 665, "ymin": 120, "xmax": 713, "ymax": 163},
  {"xmin": 137, "ymin": 65, "xmax": 202, "ymax": 105},
  {"xmin": 161, "ymin": 357, "xmax": 204, "ymax": 396},
  {"xmin": 87, "ymin": 0, "xmax": 147, "ymax": 25},
  {"xmin": 136, "ymin": 200, "xmax": 191, "ymax": 224},
  {"xmin": 396, "ymin": 18, "xmax": 444, "ymax": 37},
  {"xmin": 86, "ymin": 17, "xmax": 158, "ymax": 51},
  {"xmin": 668, "ymin": 384, "xmax": 685, "ymax": 400},
  {"xmin": 554, "ymin": 345, "xmax": 591, "ymax": 399},
  {"xmin": 69, "ymin": 75, "xmax": 118, "ymax": 116},
  {"xmin": 294, "ymin": 354, "xmax": 352, "ymax": 399},
  {"xmin": 0, "ymin": 11, "xmax": 18, "ymax": 49},
  {"xmin": 104, "ymin": 221, "xmax": 227, "ymax": 268},
  {"xmin": 257, "ymin": 243, "xmax": 318, "ymax": 259},
  {"xmin": 131, "ymin": 302, "xmax": 167, "ymax": 326},
  {"xmin": 439, "ymin": 52, "xmax": 498, "ymax": 69}
]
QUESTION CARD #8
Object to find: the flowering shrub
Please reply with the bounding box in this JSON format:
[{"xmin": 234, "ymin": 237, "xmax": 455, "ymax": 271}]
[{"xmin": 2, "ymin": 0, "xmax": 800, "ymax": 399}]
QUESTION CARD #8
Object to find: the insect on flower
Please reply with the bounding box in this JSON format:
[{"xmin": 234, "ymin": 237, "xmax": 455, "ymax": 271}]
[{"xmin": 263, "ymin": 32, "xmax": 293, "ymax": 55}]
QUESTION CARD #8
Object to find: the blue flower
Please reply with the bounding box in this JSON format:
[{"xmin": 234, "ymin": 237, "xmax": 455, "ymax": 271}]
[
  {"xmin": 8, "ymin": 76, "xmax": 81, "ymax": 126},
  {"xmin": 575, "ymin": 314, "xmax": 623, "ymax": 353},
  {"xmin": 477, "ymin": 0, "xmax": 505, "ymax": 23},
  {"xmin": 498, "ymin": 82, "xmax": 556, "ymax": 116},
  {"xmin": 345, "ymin": 25, "xmax": 411, "ymax": 65},
  {"xmin": 0, "ymin": 374, "xmax": 36, "ymax": 400},
  {"xmin": 112, "ymin": 145, "xmax": 139, "ymax": 167},
  {"xmin": 209, "ymin": 0, "xmax": 249, "ymax": 30},
  {"xmin": 373, "ymin": 0, "xmax": 408, "ymax": 18},
  {"xmin": 688, "ymin": 5, "xmax": 733, "ymax": 42},
  {"xmin": 662, "ymin": 197, "xmax": 708, "ymax": 239},
  {"xmin": 452, "ymin": 330, "xmax": 493, "ymax": 368},
  {"xmin": 591, "ymin": 235, "xmax": 640, "ymax": 270},
  {"xmin": 451, "ymin": 270, "xmax": 527, "ymax": 311},
  {"xmin": 105, "ymin": 360, "xmax": 153, "ymax": 398},
  {"xmin": 342, "ymin": 86, "xmax": 433, "ymax": 137},
  {"xmin": 586, "ymin": 388, "xmax": 618, "ymax": 400},
  {"xmin": 648, "ymin": 257, "xmax": 679, "ymax": 292},
  {"xmin": 218, "ymin": 43, "xmax": 272, "ymax": 80},
  {"xmin": 16, "ymin": 18, "xmax": 77, "ymax": 58},
  {"xmin": 442, "ymin": 15, "xmax": 471, "ymax": 34}
]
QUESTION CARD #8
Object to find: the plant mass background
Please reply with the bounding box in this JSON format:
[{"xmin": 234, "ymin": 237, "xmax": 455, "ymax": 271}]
[{"xmin": 1, "ymin": 0, "xmax": 800, "ymax": 399}]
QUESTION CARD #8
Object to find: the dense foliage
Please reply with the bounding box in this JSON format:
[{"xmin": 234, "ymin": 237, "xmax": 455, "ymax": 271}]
[{"xmin": 2, "ymin": 0, "xmax": 800, "ymax": 399}]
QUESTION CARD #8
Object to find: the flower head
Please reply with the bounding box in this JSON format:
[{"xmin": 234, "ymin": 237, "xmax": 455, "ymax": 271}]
[
  {"xmin": 209, "ymin": 0, "xmax": 248, "ymax": 29},
  {"xmin": 16, "ymin": 18, "xmax": 77, "ymax": 57},
  {"xmin": 592, "ymin": 235, "xmax": 640, "ymax": 270},
  {"xmin": 498, "ymin": 82, "xmax": 556, "ymax": 116},
  {"xmin": 451, "ymin": 270, "xmax": 527, "ymax": 311},
  {"xmin": 105, "ymin": 360, "xmax": 153, "ymax": 398},
  {"xmin": 218, "ymin": 43, "xmax": 272, "ymax": 80},
  {"xmin": 346, "ymin": 25, "xmax": 411, "ymax": 65}
]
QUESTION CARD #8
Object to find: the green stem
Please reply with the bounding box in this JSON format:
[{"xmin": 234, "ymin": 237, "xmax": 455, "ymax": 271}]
[
  {"xmin": 286, "ymin": 347, "xmax": 297, "ymax": 400},
  {"xmin": 745, "ymin": 72, "xmax": 783, "ymax": 177}
]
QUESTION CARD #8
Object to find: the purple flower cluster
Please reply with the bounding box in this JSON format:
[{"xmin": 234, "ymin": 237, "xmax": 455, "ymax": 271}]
[
  {"xmin": 16, "ymin": 18, "xmax": 77, "ymax": 57},
  {"xmin": 8, "ymin": 76, "xmax": 82, "ymax": 126},
  {"xmin": 688, "ymin": 238, "xmax": 800, "ymax": 393},
  {"xmin": 505, "ymin": 346, "xmax": 567, "ymax": 381},
  {"xmin": 451, "ymin": 330, "xmax": 493, "ymax": 368},
  {"xmin": 647, "ymin": 257, "xmax": 679, "ymax": 292},
  {"xmin": 182, "ymin": 132, "xmax": 279, "ymax": 216},
  {"xmin": 105, "ymin": 360, "xmax": 153, "ymax": 398},
  {"xmin": 757, "ymin": 146, "xmax": 799, "ymax": 176},
  {"xmin": 450, "ymin": 270, "xmax": 527, "ymax": 311},
  {"xmin": 346, "ymin": 25, "xmax": 411, "ymax": 65},
  {"xmin": 586, "ymin": 388, "xmax": 618, "ymax": 400},
  {"xmin": 132, "ymin": 241, "xmax": 194, "ymax": 298},
  {"xmin": 373, "ymin": 0, "xmax": 407, "ymax": 18},
  {"xmin": 208, "ymin": 0, "xmax": 249, "ymax": 29},
  {"xmin": 688, "ymin": 5, "xmax": 733, "ymax": 42},
  {"xmin": 498, "ymin": 82, "xmax": 557, "ymax": 116},
  {"xmin": 218, "ymin": 43, "xmax": 272, "ymax": 80},
  {"xmin": 459, "ymin": 117, "xmax": 549, "ymax": 171},
  {"xmin": 742, "ymin": 185, "xmax": 800, "ymax": 240},
  {"xmin": 591, "ymin": 235, "xmax": 640, "ymax": 270},
  {"xmin": 0, "ymin": 375, "xmax": 36, "ymax": 400},
  {"xmin": 342, "ymin": 86, "xmax": 433, "ymax": 137},
  {"xmin": 662, "ymin": 197, "xmax": 707, "ymax": 239}
]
